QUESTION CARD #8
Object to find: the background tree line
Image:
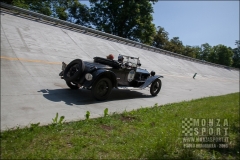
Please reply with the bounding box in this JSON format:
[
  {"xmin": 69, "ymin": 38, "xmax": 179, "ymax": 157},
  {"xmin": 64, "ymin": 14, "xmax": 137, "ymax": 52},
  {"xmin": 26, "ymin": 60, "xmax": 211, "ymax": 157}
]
[
  {"xmin": 2, "ymin": 0, "xmax": 239, "ymax": 68},
  {"xmin": 153, "ymin": 26, "xmax": 240, "ymax": 68}
]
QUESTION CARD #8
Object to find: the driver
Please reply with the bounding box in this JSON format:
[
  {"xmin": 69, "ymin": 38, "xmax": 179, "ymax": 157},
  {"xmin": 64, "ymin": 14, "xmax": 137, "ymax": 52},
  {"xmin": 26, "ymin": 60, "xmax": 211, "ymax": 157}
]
[
  {"xmin": 118, "ymin": 54, "xmax": 126, "ymax": 68},
  {"xmin": 118, "ymin": 54, "xmax": 124, "ymax": 63}
]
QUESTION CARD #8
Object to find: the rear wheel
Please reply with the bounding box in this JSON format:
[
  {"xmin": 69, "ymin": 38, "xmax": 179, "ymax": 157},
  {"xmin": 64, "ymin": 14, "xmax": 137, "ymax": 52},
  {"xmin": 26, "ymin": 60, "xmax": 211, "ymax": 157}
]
[
  {"xmin": 150, "ymin": 79, "xmax": 161, "ymax": 96},
  {"xmin": 63, "ymin": 59, "xmax": 85, "ymax": 82},
  {"xmin": 66, "ymin": 81, "xmax": 79, "ymax": 89},
  {"xmin": 91, "ymin": 78, "xmax": 112, "ymax": 101}
]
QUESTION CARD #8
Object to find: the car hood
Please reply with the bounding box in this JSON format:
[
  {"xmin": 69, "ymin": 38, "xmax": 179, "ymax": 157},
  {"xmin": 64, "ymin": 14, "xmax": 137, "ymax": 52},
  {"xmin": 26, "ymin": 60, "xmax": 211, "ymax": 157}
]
[{"xmin": 136, "ymin": 68, "xmax": 150, "ymax": 74}]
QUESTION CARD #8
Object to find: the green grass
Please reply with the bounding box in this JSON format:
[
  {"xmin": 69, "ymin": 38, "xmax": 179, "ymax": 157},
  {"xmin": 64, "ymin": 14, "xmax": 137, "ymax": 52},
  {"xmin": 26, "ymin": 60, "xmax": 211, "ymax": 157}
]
[{"xmin": 1, "ymin": 93, "xmax": 239, "ymax": 159}]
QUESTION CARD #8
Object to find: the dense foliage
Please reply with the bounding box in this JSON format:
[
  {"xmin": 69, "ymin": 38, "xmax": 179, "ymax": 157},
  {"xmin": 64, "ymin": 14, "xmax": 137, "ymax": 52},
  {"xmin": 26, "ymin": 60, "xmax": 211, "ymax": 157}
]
[
  {"xmin": 2, "ymin": 0, "xmax": 239, "ymax": 68},
  {"xmin": 89, "ymin": 0, "xmax": 157, "ymax": 45}
]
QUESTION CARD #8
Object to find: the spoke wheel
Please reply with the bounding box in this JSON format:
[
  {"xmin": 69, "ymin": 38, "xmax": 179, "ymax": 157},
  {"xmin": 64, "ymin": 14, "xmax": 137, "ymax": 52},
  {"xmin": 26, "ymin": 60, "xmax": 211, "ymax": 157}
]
[
  {"xmin": 92, "ymin": 78, "xmax": 112, "ymax": 101},
  {"xmin": 63, "ymin": 59, "xmax": 85, "ymax": 82},
  {"xmin": 150, "ymin": 79, "xmax": 162, "ymax": 96}
]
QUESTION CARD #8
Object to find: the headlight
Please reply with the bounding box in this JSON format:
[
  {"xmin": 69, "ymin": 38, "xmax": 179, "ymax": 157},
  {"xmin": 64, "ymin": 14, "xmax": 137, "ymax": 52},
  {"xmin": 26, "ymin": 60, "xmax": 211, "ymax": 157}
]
[
  {"xmin": 85, "ymin": 73, "xmax": 93, "ymax": 81},
  {"xmin": 151, "ymin": 71, "xmax": 155, "ymax": 76}
]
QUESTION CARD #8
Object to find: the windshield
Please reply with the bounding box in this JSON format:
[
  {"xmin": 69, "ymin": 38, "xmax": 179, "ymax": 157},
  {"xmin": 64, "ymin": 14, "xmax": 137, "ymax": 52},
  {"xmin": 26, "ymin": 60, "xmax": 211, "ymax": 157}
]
[{"xmin": 121, "ymin": 55, "xmax": 140, "ymax": 68}]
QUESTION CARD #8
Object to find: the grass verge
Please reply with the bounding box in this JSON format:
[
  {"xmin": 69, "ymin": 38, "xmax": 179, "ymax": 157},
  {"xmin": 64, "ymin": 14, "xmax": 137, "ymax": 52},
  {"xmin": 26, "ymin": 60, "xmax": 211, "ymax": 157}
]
[{"xmin": 1, "ymin": 93, "xmax": 239, "ymax": 159}]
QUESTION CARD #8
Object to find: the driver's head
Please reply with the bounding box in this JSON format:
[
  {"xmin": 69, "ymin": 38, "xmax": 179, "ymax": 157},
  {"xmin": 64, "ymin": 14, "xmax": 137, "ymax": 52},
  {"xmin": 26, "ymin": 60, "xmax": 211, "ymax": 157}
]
[{"xmin": 118, "ymin": 55, "xmax": 124, "ymax": 63}]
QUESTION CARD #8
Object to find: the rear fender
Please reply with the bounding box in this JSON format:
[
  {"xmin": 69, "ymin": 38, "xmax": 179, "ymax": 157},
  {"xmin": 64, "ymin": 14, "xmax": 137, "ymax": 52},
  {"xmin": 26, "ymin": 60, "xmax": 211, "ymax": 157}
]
[
  {"xmin": 82, "ymin": 69, "xmax": 117, "ymax": 88},
  {"xmin": 140, "ymin": 75, "xmax": 163, "ymax": 89}
]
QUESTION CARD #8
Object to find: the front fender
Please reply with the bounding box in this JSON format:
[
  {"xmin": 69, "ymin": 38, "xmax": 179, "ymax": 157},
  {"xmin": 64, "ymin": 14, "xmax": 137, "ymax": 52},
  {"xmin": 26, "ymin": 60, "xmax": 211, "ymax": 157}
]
[
  {"xmin": 140, "ymin": 75, "xmax": 163, "ymax": 89},
  {"xmin": 82, "ymin": 69, "xmax": 117, "ymax": 88}
]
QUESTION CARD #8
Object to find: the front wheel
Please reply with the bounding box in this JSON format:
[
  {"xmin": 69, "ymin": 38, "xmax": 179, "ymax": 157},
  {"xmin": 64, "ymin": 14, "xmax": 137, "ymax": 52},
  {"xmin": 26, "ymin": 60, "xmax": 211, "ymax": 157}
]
[
  {"xmin": 91, "ymin": 78, "xmax": 112, "ymax": 101},
  {"xmin": 150, "ymin": 79, "xmax": 162, "ymax": 96},
  {"xmin": 66, "ymin": 81, "xmax": 79, "ymax": 89}
]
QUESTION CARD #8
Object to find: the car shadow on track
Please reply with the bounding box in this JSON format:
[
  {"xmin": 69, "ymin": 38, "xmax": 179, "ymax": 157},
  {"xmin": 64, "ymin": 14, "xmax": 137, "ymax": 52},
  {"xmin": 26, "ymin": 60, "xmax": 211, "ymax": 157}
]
[{"xmin": 38, "ymin": 88, "xmax": 151, "ymax": 105}]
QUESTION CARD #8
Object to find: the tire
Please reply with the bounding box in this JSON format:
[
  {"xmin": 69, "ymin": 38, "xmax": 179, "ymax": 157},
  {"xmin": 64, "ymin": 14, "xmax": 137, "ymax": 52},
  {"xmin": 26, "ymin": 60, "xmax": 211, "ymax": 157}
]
[
  {"xmin": 150, "ymin": 79, "xmax": 162, "ymax": 96},
  {"xmin": 63, "ymin": 59, "xmax": 85, "ymax": 82},
  {"xmin": 66, "ymin": 81, "xmax": 79, "ymax": 89},
  {"xmin": 91, "ymin": 78, "xmax": 112, "ymax": 101}
]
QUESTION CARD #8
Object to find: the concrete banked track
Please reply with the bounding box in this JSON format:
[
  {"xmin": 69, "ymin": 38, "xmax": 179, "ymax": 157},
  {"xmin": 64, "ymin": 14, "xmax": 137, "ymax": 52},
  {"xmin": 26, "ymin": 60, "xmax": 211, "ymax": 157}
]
[{"xmin": 1, "ymin": 6, "xmax": 239, "ymax": 131}]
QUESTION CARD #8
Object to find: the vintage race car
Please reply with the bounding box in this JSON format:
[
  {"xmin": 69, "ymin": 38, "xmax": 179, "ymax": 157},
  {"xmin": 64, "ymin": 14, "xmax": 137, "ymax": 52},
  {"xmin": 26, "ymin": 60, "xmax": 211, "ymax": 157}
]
[{"xmin": 59, "ymin": 55, "xmax": 163, "ymax": 100}]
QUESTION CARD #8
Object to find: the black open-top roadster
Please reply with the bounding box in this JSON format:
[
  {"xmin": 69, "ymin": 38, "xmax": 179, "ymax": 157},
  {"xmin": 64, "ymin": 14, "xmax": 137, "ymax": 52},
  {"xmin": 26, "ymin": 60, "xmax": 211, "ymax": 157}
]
[{"xmin": 59, "ymin": 55, "xmax": 163, "ymax": 100}]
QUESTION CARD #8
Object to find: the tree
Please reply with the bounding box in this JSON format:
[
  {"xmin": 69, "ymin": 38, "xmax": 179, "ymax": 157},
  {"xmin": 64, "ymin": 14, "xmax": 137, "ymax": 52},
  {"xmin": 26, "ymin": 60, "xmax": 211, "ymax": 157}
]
[
  {"xmin": 183, "ymin": 45, "xmax": 197, "ymax": 58},
  {"xmin": 50, "ymin": 0, "xmax": 93, "ymax": 24},
  {"xmin": 192, "ymin": 46, "xmax": 202, "ymax": 60},
  {"xmin": 165, "ymin": 37, "xmax": 184, "ymax": 54},
  {"xmin": 152, "ymin": 26, "xmax": 169, "ymax": 49},
  {"xmin": 50, "ymin": 0, "xmax": 69, "ymax": 20},
  {"xmin": 217, "ymin": 45, "xmax": 233, "ymax": 66},
  {"xmin": 200, "ymin": 43, "xmax": 212, "ymax": 61},
  {"xmin": 232, "ymin": 40, "xmax": 240, "ymax": 68},
  {"xmin": 2, "ymin": 0, "xmax": 74, "ymax": 20},
  {"xmin": 2, "ymin": 0, "xmax": 52, "ymax": 16},
  {"xmin": 89, "ymin": 0, "xmax": 157, "ymax": 45},
  {"xmin": 68, "ymin": 1, "xmax": 92, "ymax": 27},
  {"xmin": 208, "ymin": 49, "xmax": 217, "ymax": 64},
  {"xmin": 209, "ymin": 45, "xmax": 233, "ymax": 66},
  {"xmin": 1, "ymin": 0, "xmax": 13, "ymax": 4}
]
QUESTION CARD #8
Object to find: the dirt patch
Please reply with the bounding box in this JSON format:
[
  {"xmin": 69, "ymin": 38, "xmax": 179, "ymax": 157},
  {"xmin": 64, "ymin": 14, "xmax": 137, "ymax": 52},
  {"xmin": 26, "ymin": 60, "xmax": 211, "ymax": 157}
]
[
  {"xmin": 101, "ymin": 125, "xmax": 114, "ymax": 131},
  {"xmin": 150, "ymin": 122, "xmax": 155, "ymax": 127},
  {"xmin": 120, "ymin": 115, "xmax": 137, "ymax": 122}
]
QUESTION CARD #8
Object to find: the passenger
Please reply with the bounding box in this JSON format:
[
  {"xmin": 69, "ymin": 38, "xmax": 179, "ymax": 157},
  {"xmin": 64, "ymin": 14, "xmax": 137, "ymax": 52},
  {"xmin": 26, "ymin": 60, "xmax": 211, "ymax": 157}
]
[{"xmin": 106, "ymin": 54, "xmax": 114, "ymax": 60}]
